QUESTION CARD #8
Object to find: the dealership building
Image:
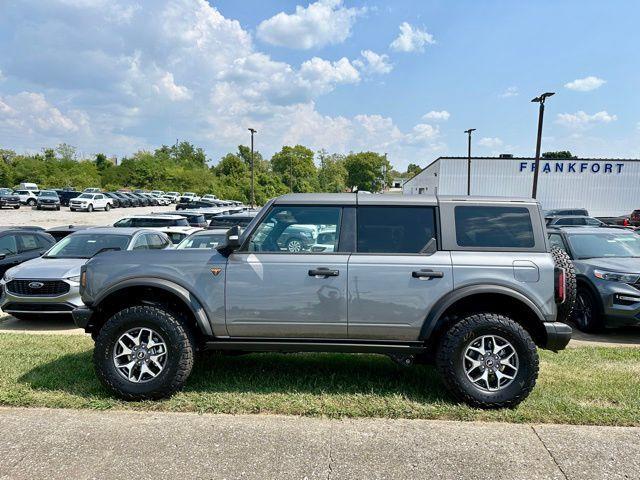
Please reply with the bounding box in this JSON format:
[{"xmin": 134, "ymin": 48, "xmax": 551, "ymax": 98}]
[{"xmin": 402, "ymin": 156, "xmax": 639, "ymax": 216}]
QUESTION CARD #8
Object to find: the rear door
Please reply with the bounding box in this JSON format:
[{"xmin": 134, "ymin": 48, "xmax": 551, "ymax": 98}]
[
  {"xmin": 347, "ymin": 205, "xmax": 453, "ymax": 340},
  {"xmin": 225, "ymin": 204, "xmax": 349, "ymax": 338}
]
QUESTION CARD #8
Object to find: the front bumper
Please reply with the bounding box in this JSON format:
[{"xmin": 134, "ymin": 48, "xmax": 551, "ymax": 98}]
[
  {"xmin": 69, "ymin": 203, "xmax": 89, "ymax": 210},
  {"xmin": 0, "ymin": 200, "xmax": 20, "ymax": 208},
  {"xmin": 0, "ymin": 279, "xmax": 83, "ymax": 315},
  {"xmin": 593, "ymin": 280, "xmax": 640, "ymax": 328},
  {"xmin": 72, "ymin": 306, "xmax": 93, "ymax": 329},
  {"xmin": 543, "ymin": 322, "xmax": 572, "ymax": 351},
  {"xmin": 37, "ymin": 203, "xmax": 60, "ymax": 209}
]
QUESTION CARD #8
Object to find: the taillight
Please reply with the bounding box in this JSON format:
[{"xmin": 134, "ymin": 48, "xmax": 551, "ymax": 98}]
[{"xmin": 555, "ymin": 267, "xmax": 566, "ymax": 304}]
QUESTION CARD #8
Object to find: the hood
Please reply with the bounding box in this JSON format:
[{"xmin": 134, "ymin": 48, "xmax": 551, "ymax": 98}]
[
  {"xmin": 7, "ymin": 257, "xmax": 86, "ymax": 280},
  {"xmin": 579, "ymin": 257, "xmax": 640, "ymax": 273}
]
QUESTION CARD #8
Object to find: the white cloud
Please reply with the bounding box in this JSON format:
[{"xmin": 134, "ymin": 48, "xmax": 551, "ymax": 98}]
[
  {"xmin": 389, "ymin": 22, "xmax": 435, "ymax": 53},
  {"xmin": 556, "ymin": 111, "xmax": 617, "ymax": 129},
  {"xmin": 477, "ymin": 137, "xmax": 504, "ymax": 148},
  {"xmin": 422, "ymin": 110, "xmax": 450, "ymax": 121},
  {"xmin": 152, "ymin": 71, "xmax": 191, "ymax": 101},
  {"xmin": 0, "ymin": 0, "xmax": 449, "ymax": 168},
  {"xmin": 353, "ymin": 50, "xmax": 392, "ymax": 75},
  {"xmin": 0, "ymin": 92, "xmax": 81, "ymax": 134},
  {"xmin": 500, "ymin": 86, "xmax": 518, "ymax": 98},
  {"xmin": 256, "ymin": 0, "xmax": 364, "ymax": 50},
  {"xmin": 299, "ymin": 57, "xmax": 360, "ymax": 91},
  {"xmin": 564, "ymin": 76, "xmax": 606, "ymax": 92}
]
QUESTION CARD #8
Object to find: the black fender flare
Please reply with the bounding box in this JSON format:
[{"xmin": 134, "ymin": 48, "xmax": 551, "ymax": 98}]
[
  {"xmin": 93, "ymin": 277, "xmax": 213, "ymax": 336},
  {"xmin": 419, "ymin": 284, "xmax": 547, "ymax": 340}
]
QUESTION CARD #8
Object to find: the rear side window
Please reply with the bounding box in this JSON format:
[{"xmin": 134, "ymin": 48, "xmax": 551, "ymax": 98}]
[
  {"xmin": 455, "ymin": 206, "xmax": 534, "ymax": 248},
  {"xmin": 357, "ymin": 206, "xmax": 436, "ymax": 254}
]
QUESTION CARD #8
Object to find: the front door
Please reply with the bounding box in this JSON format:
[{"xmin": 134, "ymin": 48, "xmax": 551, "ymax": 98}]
[
  {"xmin": 347, "ymin": 206, "xmax": 453, "ymax": 341},
  {"xmin": 225, "ymin": 205, "xmax": 348, "ymax": 338}
]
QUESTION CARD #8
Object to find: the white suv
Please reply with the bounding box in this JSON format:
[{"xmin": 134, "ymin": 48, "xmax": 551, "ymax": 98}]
[
  {"xmin": 15, "ymin": 190, "xmax": 39, "ymax": 206},
  {"xmin": 69, "ymin": 193, "xmax": 113, "ymax": 212}
]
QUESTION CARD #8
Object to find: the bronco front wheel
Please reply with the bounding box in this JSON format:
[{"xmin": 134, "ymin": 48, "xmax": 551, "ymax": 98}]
[
  {"xmin": 93, "ymin": 305, "xmax": 195, "ymax": 400},
  {"xmin": 436, "ymin": 312, "xmax": 539, "ymax": 409}
]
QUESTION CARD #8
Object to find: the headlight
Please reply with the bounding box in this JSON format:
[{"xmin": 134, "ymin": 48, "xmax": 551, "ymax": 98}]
[
  {"xmin": 3, "ymin": 270, "xmax": 15, "ymax": 282},
  {"xmin": 593, "ymin": 269, "xmax": 640, "ymax": 283},
  {"xmin": 67, "ymin": 275, "xmax": 81, "ymax": 283}
]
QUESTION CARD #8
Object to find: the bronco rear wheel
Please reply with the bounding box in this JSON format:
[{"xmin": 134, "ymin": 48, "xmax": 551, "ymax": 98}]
[
  {"xmin": 93, "ymin": 305, "xmax": 195, "ymax": 400},
  {"xmin": 436, "ymin": 312, "xmax": 539, "ymax": 409}
]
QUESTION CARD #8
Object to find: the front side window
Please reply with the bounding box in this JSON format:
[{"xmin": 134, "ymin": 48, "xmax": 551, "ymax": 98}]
[
  {"xmin": 548, "ymin": 234, "xmax": 567, "ymax": 253},
  {"xmin": 357, "ymin": 206, "xmax": 436, "ymax": 254},
  {"xmin": 0, "ymin": 235, "xmax": 18, "ymax": 256},
  {"xmin": 455, "ymin": 206, "xmax": 534, "ymax": 248},
  {"xmin": 178, "ymin": 233, "xmax": 226, "ymax": 249},
  {"xmin": 246, "ymin": 206, "xmax": 341, "ymax": 253}
]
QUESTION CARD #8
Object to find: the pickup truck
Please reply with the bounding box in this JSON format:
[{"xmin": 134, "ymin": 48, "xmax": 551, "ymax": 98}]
[{"xmin": 73, "ymin": 194, "xmax": 573, "ymax": 408}]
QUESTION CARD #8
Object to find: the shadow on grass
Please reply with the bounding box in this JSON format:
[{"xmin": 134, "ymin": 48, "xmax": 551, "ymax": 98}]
[{"xmin": 19, "ymin": 350, "xmax": 454, "ymax": 404}]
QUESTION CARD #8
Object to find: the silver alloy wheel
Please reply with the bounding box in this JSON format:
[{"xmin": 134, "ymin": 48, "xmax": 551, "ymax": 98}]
[
  {"xmin": 287, "ymin": 239, "xmax": 303, "ymax": 252},
  {"xmin": 462, "ymin": 335, "xmax": 519, "ymax": 392},
  {"xmin": 113, "ymin": 327, "xmax": 168, "ymax": 383}
]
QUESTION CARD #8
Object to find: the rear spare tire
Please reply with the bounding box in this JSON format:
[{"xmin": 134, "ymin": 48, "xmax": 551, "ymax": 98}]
[{"xmin": 551, "ymin": 246, "xmax": 577, "ymax": 323}]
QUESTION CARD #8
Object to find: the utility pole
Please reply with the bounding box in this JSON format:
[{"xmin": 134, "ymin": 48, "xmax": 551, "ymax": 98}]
[
  {"xmin": 248, "ymin": 128, "xmax": 257, "ymax": 208},
  {"xmin": 531, "ymin": 92, "xmax": 555, "ymax": 199},
  {"xmin": 464, "ymin": 129, "xmax": 476, "ymax": 195}
]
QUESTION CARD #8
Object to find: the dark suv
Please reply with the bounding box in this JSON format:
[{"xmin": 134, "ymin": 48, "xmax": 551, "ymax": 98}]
[{"xmin": 549, "ymin": 226, "xmax": 640, "ymax": 332}]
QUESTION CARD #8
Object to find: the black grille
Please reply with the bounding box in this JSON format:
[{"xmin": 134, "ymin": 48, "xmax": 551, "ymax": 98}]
[
  {"xmin": 7, "ymin": 280, "xmax": 70, "ymax": 296},
  {"xmin": 3, "ymin": 302, "xmax": 73, "ymax": 312}
]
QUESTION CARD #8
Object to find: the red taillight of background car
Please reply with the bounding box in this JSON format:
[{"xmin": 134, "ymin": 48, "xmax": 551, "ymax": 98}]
[{"xmin": 554, "ymin": 267, "xmax": 566, "ymax": 304}]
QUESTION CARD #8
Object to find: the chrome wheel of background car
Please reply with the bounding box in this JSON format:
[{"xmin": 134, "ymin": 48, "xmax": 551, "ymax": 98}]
[
  {"xmin": 113, "ymin": 327, "xmax": 168, "ymax": 383},
  {"xmin": 287, "ymin": 239, "xmax": 303, "ymax": 252},
  {"xmin": 27, "ymin": 199, "xmax": 36, "ymax": 206},
  {"xmin": 462, "ymin": 335, "xmax": 519, "ymax": 392}
]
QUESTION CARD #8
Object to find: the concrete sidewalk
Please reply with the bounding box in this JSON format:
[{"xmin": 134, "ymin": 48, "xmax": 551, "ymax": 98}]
[{"xmin": 0, "ymin": 408, "xmax": 638, "ymax": 480}]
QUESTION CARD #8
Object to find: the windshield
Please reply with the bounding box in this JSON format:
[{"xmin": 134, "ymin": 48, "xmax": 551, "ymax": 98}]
[
  {"xmin": 44, "ymin": 234, "xmax": 130, "ymax": 259},
  {"xmin": 39, "ymin": 191, "xmax": 58, "ymax": 197},
  {"xmin": 0, "ymin": 188, "xmax": 13, "ymax": 195},
  {"xmin": 77, "ymin": 193, "xmax": 93, "ymax": 199},
  {"xmin": 177, "ymin": 233, "xmax": 226, "ymax": 249},
  {"xmin": 566, "ymin": 232, "xmax": 640, "ymax": 259}
]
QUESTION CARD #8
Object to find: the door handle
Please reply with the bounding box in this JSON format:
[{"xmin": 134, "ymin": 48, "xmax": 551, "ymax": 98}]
[
  {"xmin": 412, "ymin": 269, "xmax": 444, "ymax": 279},
  {"xmin": 308, "ymin": 268, "xmax": 339, "ymax": 277}
]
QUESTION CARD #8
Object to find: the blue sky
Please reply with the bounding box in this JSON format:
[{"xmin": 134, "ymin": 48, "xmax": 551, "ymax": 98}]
[{"xmin": 0, "ymin": 0, "xmax": 638, "ymax": 170}]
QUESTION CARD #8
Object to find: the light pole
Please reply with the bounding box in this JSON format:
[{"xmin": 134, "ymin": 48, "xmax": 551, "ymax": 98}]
[
  {"xmin": 464, "ymin": 128, "xmax": 476, "ymax": 195},
  {"xmin": 248, "ymin": 128, "xmax": 257, "ymax": 208},
  {"xmin": 531, "ymin": 92, "xmax": 554, "ymax": 199}
]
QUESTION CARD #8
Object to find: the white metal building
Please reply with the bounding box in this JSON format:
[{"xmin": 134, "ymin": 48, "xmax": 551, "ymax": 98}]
[{"xmin": 402, "ymin": 156, "xmax": 640, "ymax": 217}]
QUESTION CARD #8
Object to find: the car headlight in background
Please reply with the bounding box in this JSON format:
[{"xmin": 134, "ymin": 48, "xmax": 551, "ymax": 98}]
[
  {"xmin": 2, "ymin": 270, "xmax": 15, "ymax": 282},
  {"xmin": 593, "ymin": 269, "xmax": 640, "ymax": 283},
  {"xmin": 66, "ymin": 275, "xmax": 82, "ymax": 283}
]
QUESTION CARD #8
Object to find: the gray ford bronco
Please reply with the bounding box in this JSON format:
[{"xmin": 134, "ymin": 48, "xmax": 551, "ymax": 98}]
[{"xmin": 73, "ymin": 194, "xmax": 573, "ymax": 408}]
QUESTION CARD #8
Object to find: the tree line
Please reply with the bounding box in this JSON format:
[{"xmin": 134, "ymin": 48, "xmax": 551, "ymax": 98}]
[{"xmin": 0, "ymin": 142, "xmax": 416, "ymax": 205}]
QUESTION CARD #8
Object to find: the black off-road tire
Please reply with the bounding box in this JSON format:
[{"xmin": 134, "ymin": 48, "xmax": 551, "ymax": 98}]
[
  {"xmin": 551, "ymin": 246, "xmax": 577, "ymax": 323},
  {"xmin": 436, "ymin": 313, "xmax": 539, "ymax": 409},
  {"xmin": 93, "ymin": 305, "xmax": 196, "ymax": 400}
]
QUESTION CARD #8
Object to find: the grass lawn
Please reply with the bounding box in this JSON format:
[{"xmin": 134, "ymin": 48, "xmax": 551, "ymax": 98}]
[{"xmin": 0, "ymin": 332, "xmax": 638, "ymax": 426}]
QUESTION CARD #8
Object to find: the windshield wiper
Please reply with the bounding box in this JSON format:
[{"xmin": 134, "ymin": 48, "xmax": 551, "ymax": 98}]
[{"xmin": 92, "ymin": 247, "xmax": 122, "ymax": 257}]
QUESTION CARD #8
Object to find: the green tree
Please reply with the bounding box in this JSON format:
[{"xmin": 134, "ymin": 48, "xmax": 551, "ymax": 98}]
[
  {"xmin": 344, "ymin": 151, "xmax": 391, "ymax": 192},
  {"xmin": 215, "ymin": 153, "xmax": 248, "ymax": 177},
  {"xmin": 55, "ymin": 143, "xmax": 77, "ymax": 161},
  {"xmin": 317, "ymin": 151, "xmax": 347, "ymax": 192},
  {"xmin": 270, "ymin": 145, "xmax": 318, "ymax": 193},
  {"xmin": 542, "ymin": 151, "xmax": 574, "ymax": 159},
  {"xmin": 95, "ymin": 153, "xmax": 110, "ymax": 171},
  {"xmin": 407, "ymin": 163, "xmax": 422, "ymax": 176}
]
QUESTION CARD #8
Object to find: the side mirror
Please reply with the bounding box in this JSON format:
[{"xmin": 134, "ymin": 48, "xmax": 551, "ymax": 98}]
[
  {"xmin": 0, "ymin": 253, "xmax": 5, "ymax": 261},
  {"xmin": 217, "ymin": 225, "xmax": 242, "ymax": 256}
]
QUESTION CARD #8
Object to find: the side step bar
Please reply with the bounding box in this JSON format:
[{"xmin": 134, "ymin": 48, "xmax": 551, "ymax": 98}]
[{"xmin": 204, "ymin": 339, "xmax": 426, "ymax": 354}]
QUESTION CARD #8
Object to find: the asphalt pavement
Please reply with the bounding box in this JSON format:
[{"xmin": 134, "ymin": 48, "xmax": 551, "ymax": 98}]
[{"xmin": 0, "ymin": 408, "xmax": 638, "ymax": 480}]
